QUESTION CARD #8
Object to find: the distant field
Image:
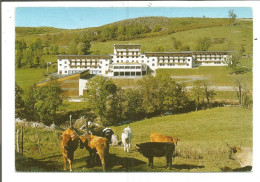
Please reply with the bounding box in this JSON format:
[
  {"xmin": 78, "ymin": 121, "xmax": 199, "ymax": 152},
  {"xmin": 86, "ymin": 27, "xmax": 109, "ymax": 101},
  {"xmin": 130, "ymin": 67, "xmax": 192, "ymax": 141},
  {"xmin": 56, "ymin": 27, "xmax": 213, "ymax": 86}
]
[
  {"xmin": 16, "ymin": 107, "xmax": 252, "ymax": 172},
  {"xmin": 157, "ymin": 65, "xmax": 252, "ymax": 89},
  {"xmin": 90, "ymin": 21, "xmax": 252, "ymax": 55}
]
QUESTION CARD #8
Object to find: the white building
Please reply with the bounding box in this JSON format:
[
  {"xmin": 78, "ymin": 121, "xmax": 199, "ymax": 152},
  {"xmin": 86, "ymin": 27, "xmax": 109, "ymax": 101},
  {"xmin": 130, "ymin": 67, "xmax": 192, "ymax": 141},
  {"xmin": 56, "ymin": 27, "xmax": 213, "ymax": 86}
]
[{"xmin": 57, "ymin": 44, "xmax": 232, "ymax": 77}]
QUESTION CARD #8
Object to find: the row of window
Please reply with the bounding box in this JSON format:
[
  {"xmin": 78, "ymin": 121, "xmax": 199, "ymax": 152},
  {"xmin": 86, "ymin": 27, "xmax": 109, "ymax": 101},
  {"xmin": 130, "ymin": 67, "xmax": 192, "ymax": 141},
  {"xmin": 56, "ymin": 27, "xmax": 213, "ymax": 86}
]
[
  {"xmin": 159, "ymin": 64, "xmax": 189, "ymax": 66},
  {"xmin": 114, "ymin": 66, "xmax": 142, "ymax": 69},
  {"xmin": 114, "ymin": 72, "xmax": 143, "ymax": 76},
  {"xmin": 116, "ymin": 51, "xmax": 139, "ymax": 55}
]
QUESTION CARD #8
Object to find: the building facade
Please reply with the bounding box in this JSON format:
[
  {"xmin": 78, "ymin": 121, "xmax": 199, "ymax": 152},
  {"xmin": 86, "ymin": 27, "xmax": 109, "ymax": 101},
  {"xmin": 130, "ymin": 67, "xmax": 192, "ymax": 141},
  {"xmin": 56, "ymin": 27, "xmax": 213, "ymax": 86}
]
[{"xmin": 57, "ymin": 44, "xmax": 232, "ymax": 77}]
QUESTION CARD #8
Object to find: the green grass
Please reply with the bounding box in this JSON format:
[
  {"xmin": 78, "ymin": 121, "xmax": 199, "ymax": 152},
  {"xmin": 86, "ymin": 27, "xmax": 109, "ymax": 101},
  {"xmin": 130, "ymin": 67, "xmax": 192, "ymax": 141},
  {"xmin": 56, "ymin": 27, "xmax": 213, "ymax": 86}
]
[
  {"xmin": 90, "ymin": 21, "xmax": 252, "ymax": 55},
  {"xmin": 15, "ymin": 107, "xmax": 252, "ymax": 172},
  {"xmin": 157, "ymin": 66, "xmax": 252, "ymax": 89},
  {"xmin": 15, "ymin": 68, "xmax": 56, "ymax": 89},
  {"xmin": 214, "ymin": 91, "xmax": 237, "ymax": 101}
]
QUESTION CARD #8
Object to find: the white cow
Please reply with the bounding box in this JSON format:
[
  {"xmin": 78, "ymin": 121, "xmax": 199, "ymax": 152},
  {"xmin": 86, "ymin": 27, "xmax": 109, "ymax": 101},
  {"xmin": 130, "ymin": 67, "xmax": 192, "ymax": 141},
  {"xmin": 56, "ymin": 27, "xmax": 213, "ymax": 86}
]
[
  {"xmin": 227, "ymin": 143, "xmax": 253, "ymax": 167},
  {"xmin": 121, "ymin": 126, "xmax": 132, "ymax": 152}
]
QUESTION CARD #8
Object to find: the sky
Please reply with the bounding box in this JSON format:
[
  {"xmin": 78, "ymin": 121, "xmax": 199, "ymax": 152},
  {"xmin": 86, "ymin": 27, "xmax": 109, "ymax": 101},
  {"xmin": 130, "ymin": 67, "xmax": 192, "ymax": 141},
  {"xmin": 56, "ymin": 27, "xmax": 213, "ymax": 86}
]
[{"xmin": 16, "ymin": 7, "xmax": 253, "ymax": 29}]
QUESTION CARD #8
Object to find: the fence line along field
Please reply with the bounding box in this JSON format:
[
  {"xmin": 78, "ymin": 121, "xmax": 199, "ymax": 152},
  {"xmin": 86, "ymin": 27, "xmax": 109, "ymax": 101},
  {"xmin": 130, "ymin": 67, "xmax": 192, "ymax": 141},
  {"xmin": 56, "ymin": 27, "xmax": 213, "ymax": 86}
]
[{"xmin": 15, "ymin": 107, "xmax": 252, "ymax": 172}]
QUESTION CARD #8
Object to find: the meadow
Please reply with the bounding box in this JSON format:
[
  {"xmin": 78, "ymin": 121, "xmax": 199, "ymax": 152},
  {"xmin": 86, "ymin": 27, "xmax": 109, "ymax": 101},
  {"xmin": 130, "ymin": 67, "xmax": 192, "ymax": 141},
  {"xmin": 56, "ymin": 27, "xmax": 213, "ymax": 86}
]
[
  {"xmin": 15, "ymin": 67, "xmax": 56, "ymax": 89},
  {"xmin": 15, "ymin": 107, "xmax": 252, "ymax": 172}
]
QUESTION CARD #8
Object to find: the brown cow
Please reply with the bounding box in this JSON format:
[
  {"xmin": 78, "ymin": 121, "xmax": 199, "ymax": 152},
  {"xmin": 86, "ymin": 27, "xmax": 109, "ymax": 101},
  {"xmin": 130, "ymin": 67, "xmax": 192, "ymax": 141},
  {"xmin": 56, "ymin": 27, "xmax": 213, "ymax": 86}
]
[
  {"xmin": 150, "ymin": 131, "xmax": 180, "ymax": 146},
  {"xmin": 57, "ymin": 127, "xmax": 79, "ymax": 172},
  {"xmin": 80, "ymin": 135, "xmax": 109, "ymax": 172}
]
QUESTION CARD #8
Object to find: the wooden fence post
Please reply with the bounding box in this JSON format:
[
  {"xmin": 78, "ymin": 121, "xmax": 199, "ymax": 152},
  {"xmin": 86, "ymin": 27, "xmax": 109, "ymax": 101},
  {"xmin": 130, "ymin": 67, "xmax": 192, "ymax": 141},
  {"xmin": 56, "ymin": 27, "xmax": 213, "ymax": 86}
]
[
  {"xmin": 85, "ymin": 117, "xmax": 89, "ymax": 135},
  {"xmin": 35, "ymin": 126, "xmax": 42, "ymax": 155},
  {"xmin": 16, "ymin": 129, "xmax": 20, "ymax": 153},
  {"xmin": 70, "ymin": 115, "xmax": 72, "ymax": 128}
]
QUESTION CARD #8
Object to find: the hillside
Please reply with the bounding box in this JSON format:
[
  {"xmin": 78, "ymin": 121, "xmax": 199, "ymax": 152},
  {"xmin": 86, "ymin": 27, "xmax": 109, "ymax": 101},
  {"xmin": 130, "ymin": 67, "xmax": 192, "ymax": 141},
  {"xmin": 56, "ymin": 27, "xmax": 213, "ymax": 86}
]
[
  {"xmin": 16, "ymin": 17, "xmax": 233, "ymax": 45},
  {"xmin": 16, "ymin": 107, "xmax": 252, "ymax": 172}
]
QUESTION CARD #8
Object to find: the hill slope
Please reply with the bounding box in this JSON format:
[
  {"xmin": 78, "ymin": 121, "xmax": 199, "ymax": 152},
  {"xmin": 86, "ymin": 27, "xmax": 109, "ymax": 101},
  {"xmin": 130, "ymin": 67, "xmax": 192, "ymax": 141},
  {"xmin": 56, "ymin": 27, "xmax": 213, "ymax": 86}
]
[
  {"xmin": 16, "ymin": 17, "xmax": 232, "ymax": 45},
  {"xmin": 16, "ymin": 107, "xmax": 252, "ymax": 172}
]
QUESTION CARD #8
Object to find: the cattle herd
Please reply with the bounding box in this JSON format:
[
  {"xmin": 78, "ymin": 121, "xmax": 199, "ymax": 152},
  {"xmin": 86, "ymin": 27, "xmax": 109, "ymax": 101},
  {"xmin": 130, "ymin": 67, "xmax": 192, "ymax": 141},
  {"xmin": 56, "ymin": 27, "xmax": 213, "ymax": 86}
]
[{"xmin": 57, "ymin": 127, "xmax": 252, "ymax": 172}]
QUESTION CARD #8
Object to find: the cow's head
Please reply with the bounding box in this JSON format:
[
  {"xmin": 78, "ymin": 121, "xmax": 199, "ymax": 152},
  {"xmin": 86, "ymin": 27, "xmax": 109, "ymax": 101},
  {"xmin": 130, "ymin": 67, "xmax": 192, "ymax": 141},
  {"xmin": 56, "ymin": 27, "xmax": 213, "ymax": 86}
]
[{"xmin": 227, "ymin": 143, "xmax": 242, "ymax": 160}]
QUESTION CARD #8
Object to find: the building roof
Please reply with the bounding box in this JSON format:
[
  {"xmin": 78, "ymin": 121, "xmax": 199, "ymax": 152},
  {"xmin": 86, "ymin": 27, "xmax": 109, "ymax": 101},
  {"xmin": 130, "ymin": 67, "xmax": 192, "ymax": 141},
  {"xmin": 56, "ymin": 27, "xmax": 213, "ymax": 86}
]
[
  {"xmin": 145, "ymin": 52, "xmax": 192, "ymax": 57},
  {"xmin": 112, "ymin": 63, "xmax": 146, "ymax": 66},
  {"xmin": 114, "ymin": 44, "xmax": 141, "ymax": 49},
  {"xmin": 57, "ymin": 55, "xmax": 111, "ymax": 59}
]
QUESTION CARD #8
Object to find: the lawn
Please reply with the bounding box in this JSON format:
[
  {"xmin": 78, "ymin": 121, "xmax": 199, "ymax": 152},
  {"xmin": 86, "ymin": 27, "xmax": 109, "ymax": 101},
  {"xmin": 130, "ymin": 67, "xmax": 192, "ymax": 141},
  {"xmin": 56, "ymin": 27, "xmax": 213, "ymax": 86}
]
[
  {"xmin": 15, "ymin": 67, "xmax": 57, "ymax": 89},
  {"xmin": 15, "ymin": 107, "xmax": 252, "ymax": 172},
  {"xmin": 157, "ymin": 65, "xmax": 252, "ymax": 89}
]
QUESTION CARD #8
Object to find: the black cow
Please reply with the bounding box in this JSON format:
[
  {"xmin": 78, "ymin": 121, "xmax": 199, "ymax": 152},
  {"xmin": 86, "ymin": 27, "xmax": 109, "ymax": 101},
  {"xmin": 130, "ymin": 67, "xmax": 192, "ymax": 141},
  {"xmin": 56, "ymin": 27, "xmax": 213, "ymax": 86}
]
[
  {"xmin": 136, "ymin": 142, "xmax": 175, "ymax": 169},
  {"xmin": 102, "ymin": 128, "xmax": 114, "ymax": 143}
]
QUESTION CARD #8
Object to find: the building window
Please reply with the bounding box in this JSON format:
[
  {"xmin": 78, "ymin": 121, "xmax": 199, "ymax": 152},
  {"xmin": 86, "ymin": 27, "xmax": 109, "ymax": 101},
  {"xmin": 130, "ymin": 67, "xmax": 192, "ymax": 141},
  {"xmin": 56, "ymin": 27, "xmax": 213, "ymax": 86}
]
[
  {"xmin": 65, "ymin": 61, "xmax": 67, "ymax": 64},
  {"xmin": 152, "ymin": 63, "xmax": 155, "ymax": 66},
  {"xmin": 59, "ymin": 64, "xmax": 62, "ymax": 66},
  {"xmin": 65, "ymin": 71, "xmax": 67, "ymax": 73}
]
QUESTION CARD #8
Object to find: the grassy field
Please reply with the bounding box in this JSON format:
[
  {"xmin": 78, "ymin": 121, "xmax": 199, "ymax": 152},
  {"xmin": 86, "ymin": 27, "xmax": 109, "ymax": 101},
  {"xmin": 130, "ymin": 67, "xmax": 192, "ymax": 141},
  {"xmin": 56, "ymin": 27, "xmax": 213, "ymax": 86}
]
[
  {"xmin": 15, "ymin": 107, "xmax": 252, "ymax": 172},
  {"xmin": 15, "ymin": 67, "xmax": 56, "ymax": 89},
  {"xmin": 90, "ymin": 20, "xmax": 252, "ymax": 55}
]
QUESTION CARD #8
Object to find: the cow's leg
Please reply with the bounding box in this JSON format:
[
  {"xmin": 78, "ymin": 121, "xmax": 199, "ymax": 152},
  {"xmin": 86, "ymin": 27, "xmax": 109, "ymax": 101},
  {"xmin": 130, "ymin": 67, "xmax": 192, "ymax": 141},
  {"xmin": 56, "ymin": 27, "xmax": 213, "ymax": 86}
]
[
  {"xmin": 97, "ymin": 149, "xmax": 106, "ymax": 172},
  {"xmin": 166, "ymin": 156, "xmax": 169, "ymax": 169},
  {"xmin": 63, "ymin": 156, "xmax": 67, "ymax": 171},
  {"xmin": 68, "ymin": 159, "xmax": 73, "ymax": 172},
  {"xmin": 169, "ymin": 154, "xmax": 173, "ymax": 170},
  {"xmin": 166, "ymin": 155, "xmax": 172, "ymax": 169},
  {"xmin": 123, "ymin": 143, "xmax": 126, "ymax": 151},
  {"xmin": 148, "ymin": 157, "xmax": 154, "ymax": 168}
]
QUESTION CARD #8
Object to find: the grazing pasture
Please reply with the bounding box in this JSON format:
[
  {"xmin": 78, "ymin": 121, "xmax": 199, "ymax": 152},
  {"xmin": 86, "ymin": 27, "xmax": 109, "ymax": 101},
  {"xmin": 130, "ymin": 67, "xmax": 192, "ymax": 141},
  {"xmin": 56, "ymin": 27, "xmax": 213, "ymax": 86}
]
[{"xmin": 15, "ymin": 107, "xmax": 252, "ymax": 172}]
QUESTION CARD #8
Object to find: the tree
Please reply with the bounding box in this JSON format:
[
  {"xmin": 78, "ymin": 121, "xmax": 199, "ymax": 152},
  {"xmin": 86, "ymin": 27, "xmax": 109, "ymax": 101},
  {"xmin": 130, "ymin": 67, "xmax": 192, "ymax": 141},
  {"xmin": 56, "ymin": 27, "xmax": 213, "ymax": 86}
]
[
  {"xmin": 15, "ymin": 83, "xmax": 24, "ymax": 118},
  {"xmin": 84, "ymin": 76, "xmax": 118, "ymax": 126},
  {"xmin": 190, "ymin": 80, "xmax": 204, "ymax": 111},
  {"xmin": 67, "ymin": 39, "xmax": 78, "ymax": 55},
  {"xmin": 228, "ymin": 9, "xmax": 237, "ymax": 26},
  {"xmin": 138, "ymin": 75, "xmax": 160, "ymax": 115},
  {"xmin": 121, "ymin": 88, "xmax": 144, "ymax": 120},
  {"xmin": 34, "ymin": 81, "xmax": 64, "ymax": 124},
  {"xmin": 233, "ymin": 75, "xmax": 252, "ymax": 108},
  {"xmin": 15, "ymin": 50, "xmax": 23, "ymax": 68},
  {"xmin": 172, "ymin": 37, "xmax": 182, "ymax": 50},
  {"xmin": 79, "ymin": 34, "xmax": 91, "ymax": 54},
  {"xmin": 202, "ymin": 82, "xmax": 216, "ymax": 108},
  {"xmin": 195, "ymin": 37, "xmax": 211, "ymax": 51},
  {"xmin": 23, "ymin": 86, "xmax": 37, "ymax": 121}
]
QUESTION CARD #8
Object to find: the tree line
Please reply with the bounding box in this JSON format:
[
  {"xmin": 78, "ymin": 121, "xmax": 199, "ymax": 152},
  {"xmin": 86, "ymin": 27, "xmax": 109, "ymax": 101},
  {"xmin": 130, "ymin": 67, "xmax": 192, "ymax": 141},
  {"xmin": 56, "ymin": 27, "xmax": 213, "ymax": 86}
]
[{"xmin": 15, "ymin": 72, "xmax": 252, "ymax": 126}]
